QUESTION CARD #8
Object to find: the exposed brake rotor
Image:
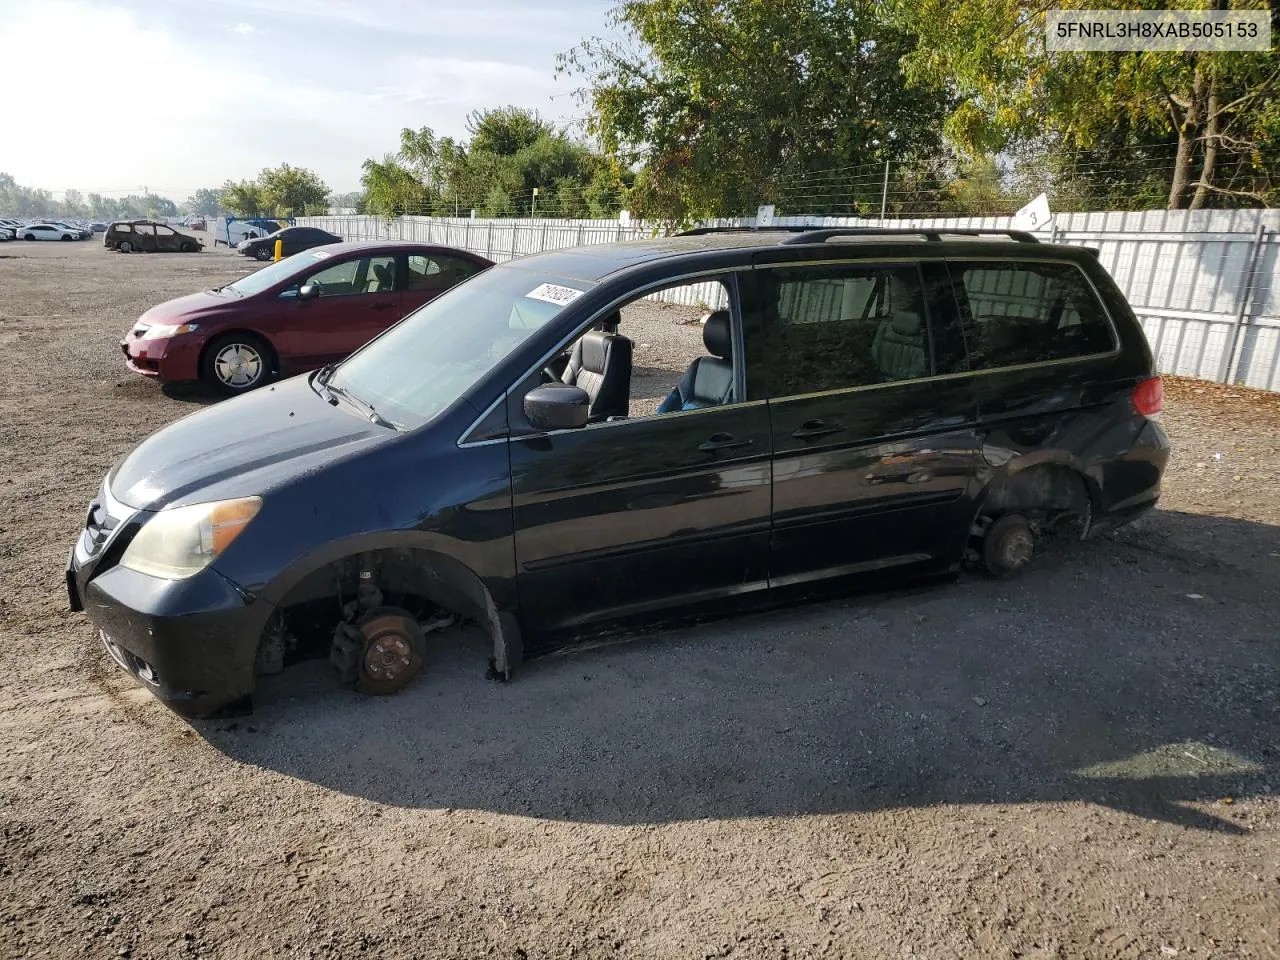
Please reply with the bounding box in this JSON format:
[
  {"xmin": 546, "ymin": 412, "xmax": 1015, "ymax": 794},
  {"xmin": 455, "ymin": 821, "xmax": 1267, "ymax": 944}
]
[{"xmin": 356, "ymin": 611, "xmax": 426, "ymax": 696}]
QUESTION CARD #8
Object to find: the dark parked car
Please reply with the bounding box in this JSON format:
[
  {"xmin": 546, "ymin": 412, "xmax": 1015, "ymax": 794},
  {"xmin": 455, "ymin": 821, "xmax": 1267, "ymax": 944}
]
[
  {"xmin": 239, "ymin": 226, "xmax": 343, "ymax": 261},
  {"xmin": 104, "ymin": 219, "xmax": 202, "ymax": 253},
  {"xmin": 68, "ymin": 228, "xmax": 1170, "ymax": 718},
  {"xmin": 120, "ymin": 241, "xmax": 493, "ymax": 393}
]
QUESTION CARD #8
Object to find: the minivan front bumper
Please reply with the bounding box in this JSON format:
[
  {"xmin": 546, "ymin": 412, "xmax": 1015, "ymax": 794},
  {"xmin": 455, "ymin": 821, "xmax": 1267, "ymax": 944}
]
[{"xmin": 67, "ymin": 487, "xmax": 274, "ymax": 718}]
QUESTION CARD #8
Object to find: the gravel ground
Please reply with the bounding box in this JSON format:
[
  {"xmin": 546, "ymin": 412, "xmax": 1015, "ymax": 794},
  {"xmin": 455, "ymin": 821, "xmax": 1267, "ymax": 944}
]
[{"xmin": 1, "ymin": 239, "xmax": 1278, "ymax": 960}]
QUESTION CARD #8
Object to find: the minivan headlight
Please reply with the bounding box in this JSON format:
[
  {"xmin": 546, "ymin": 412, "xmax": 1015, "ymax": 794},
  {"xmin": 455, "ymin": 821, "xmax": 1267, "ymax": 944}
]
[{"xmin": 120, "ymin": 497, "xmax": 261, "ymax": 580}]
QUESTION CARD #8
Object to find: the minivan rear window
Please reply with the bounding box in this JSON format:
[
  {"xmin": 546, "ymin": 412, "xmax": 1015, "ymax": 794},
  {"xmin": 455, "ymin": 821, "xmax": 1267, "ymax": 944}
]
[
  {"xmin": 953, "ymin": 262, "xmax": 1116, "ymax": 370},
  {"xmin": 760, "ymin": 264, "xmax": 932, "ymax": 395}
]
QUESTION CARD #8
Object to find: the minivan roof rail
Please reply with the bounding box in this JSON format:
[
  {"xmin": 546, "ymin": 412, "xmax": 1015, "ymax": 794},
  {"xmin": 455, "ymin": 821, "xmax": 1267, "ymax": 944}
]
[
  {"xmin": 780, "ymin": 227, "xmax": 1040, "ymax": 244},
  {"xmin": 677, "ymin": 225, "xmax": 816, "ymax": 236}
]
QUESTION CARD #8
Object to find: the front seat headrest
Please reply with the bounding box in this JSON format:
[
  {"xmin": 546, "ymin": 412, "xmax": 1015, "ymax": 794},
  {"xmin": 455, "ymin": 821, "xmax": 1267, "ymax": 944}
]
[
  {"xmin": 702, "ymin": 310, "xmax": 732, "ymax": 359},
  {"xmin": 595, "ymin": 310, "xmax": 621, "ymax": 333}
]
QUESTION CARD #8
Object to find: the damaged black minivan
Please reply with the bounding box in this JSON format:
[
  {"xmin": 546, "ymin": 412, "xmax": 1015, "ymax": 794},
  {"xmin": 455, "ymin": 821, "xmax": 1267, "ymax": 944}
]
[{"xmin": 67, "ymin": 228, "xmax": 1170, "ymax": 717}]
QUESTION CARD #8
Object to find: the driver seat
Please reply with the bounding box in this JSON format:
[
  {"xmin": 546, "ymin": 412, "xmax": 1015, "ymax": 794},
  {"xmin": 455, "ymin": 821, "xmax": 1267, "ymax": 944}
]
[
  {"xmin": 561, "ymin": 316, "xmax": 632, "ymax": 421},
  {"xmin": 365, "ymin": 263, "xmax": 393, "ymax": 293}
]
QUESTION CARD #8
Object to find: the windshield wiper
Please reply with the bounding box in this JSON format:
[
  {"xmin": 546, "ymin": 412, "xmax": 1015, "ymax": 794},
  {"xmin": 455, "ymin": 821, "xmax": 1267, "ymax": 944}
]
[{"xmin": 321, "ymin": 379, "xmax": 399, "ymax": 430}]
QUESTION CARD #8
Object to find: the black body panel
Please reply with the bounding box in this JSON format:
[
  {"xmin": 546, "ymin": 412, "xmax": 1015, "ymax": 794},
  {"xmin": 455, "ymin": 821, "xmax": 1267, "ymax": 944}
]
[{"xmin": 67, "ymin": 232, "xmax": 1170, "ymax": 717}]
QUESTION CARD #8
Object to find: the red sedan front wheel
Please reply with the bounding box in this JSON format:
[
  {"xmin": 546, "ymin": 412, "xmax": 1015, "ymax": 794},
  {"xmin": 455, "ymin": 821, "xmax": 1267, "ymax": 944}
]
[{"xmin": 201, "ymin": 333, "xmax": 274, "ymax": 395}]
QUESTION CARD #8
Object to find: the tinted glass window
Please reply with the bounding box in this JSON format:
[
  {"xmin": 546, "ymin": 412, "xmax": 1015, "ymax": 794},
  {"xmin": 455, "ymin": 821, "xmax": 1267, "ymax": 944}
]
[
  {"xmin": 330, "ymin": 266, "xmax": 589, "ymax": 429},
  {"xmin": 406, "ymin": 254, "xmax": 479, "ymax": 292},
  {"xmin": 759, "ymin": 265, "xmax": 932, "ymax": 396},
  {"xmin": 306, "ymin": 257, "xmax": 363, "ymax": 296},
  {"xmin": 953, "ymin": 262, "xmax": 1116, "ymax": 370}
]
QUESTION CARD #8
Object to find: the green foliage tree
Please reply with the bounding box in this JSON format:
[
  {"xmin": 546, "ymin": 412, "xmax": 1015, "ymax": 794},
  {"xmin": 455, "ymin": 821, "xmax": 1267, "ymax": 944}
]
[
  {"xmin": 220, "ymin": 179, "xmax": 265, "ymax": 216},
  {"xmin": 327, "ymin": 190, "xmax": 364, "ymax": 212},
  {"xmin": 0, "ymin": 173, "xmax": 55, "ymax": 217},
  {"xmin": 561, "ymin": 0, "xmax": 952, "ymax": 223},
  {"xmin": 892, "ymin": 0, "xmax": 1280, "ymax": 208},
  {"xmin": 359, "ymin": 108, "xmax": 630, "ymax": 218},
  {"xmin": 60, "ymin": 189, "xmax": 89, "ymax": 218},
  {"xmin": 186, "ymin": 188, "xmax": 223, "ymax": 217},
  {"xmin": 257, "ymin": 163, "xmax": 330, "ymax": 215},
  {"xmin": 87, "ymin": 193, "xmax": 116, "ymax": 220},
  {"xmin": 0, "ymin": 177, "xmax": 178, "ymax": 220}
]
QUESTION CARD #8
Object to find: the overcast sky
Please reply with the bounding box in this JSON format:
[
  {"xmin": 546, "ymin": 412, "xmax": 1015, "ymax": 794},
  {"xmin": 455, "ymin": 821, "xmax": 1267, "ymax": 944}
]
[{"xmin": 0, "ymin": 0, "xmax": 615, "ymax": 202}]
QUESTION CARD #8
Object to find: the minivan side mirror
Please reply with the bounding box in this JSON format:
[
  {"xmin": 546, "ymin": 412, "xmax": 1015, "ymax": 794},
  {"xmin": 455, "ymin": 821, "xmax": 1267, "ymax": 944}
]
[
  {"xmin": 298, "ymin": 283, "xmax": 319, "ymax": 301},
  {"xmin": 524, "ymin": 384, "xmax": 590, "ymax": 431}
]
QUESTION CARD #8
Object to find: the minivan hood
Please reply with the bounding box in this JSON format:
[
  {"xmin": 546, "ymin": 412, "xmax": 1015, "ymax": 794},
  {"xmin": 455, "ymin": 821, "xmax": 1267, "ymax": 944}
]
[
  {"xmin": 137, "ymin": 290, "xmax": 236, "ymax": 325},
  {"xmin": 110, "ymin": 376, "xmax": 392, "ymax": 510}
]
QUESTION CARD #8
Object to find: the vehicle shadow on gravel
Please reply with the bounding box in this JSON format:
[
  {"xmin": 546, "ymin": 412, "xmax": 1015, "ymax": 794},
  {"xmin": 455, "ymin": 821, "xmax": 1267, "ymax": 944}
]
[
  {"xmin": 159, "ymin": 382, "xmax": 222, "ymax": 405},
  {"xmin": 200, "ymin": 509, "xmax": 1279, "ymax": 832}
]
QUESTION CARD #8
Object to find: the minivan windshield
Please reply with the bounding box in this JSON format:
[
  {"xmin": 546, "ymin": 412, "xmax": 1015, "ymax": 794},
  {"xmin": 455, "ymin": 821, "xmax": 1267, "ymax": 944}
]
[
  {"xmin": 327, "ymin": 265, "xmax": 589, "ymax": 429},
  {"xmin": 223, "ymin": 250, "xmax": 323, "ymax": 296}
]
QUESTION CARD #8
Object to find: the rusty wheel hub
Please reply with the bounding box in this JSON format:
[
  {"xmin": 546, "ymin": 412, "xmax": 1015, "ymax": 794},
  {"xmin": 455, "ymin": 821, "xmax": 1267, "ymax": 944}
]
[
  {"xmin": 364, "ymin": 634, "xmax": 412, "ymax": 682},
  {"xmin": 356, "ymin": 612, "xmax": 425, "ymax": 695}
]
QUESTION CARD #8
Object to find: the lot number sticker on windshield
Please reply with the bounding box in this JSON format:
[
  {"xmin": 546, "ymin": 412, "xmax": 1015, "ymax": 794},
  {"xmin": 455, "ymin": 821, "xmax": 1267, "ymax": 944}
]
[{"xmin": 526, "ymin": 282, "xmax": 583, "ymax": 306}]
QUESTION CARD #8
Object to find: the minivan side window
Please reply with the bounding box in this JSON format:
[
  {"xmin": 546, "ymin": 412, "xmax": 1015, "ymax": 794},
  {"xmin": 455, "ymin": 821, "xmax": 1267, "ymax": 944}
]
[
  {"xmin": 758, "ymin": 265, "xmax": 932, "ymax": 396},
  {"xmin": 952, "ymin": 262, "xmax": 1116, "ymax": 370}
]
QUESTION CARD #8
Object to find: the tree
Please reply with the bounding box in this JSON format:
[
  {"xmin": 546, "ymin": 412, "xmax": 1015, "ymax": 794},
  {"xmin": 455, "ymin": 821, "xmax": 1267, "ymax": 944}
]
[
  {"xmin": 0, "ymin": 173, "xmax": 55, "ymax": 217},
  {"xmin": 467, "ymin": 106, "xmax": 555, "ymax": 156},
  {"xmin": 87, "ymin": 193, "xmax": 118, "ymax": 220},
  {"xmin": 892, "ymin": 0, "xmax": 1280, "ymax": 208},
  {"xmin": 186, "ymin": 188, "xmax": 223, "ymax": 217},
  {"xmin": 561, "ymin": 0, "xmax": 951, "ymax": 222},
  {"xmin": 358, "ymin": 108, "xmax": 620, "ymax": 217},
  {"xmin": 220, "ymin": 179, "xmax": 264, "ymax": 216},
  {"xmin": 257, "ymin": 163, "xmax": 330, "ymax": 215},
  {"xmin": 327, "ymin": 190, "xmax": 364, "ymax": 212},
  {"xmin": 59, "ymin": 189, "xmax": 88, "ymax": 218}
]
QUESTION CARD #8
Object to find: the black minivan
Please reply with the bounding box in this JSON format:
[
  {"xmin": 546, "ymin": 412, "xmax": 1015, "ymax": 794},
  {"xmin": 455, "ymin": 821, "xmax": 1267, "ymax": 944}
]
[{"xmin": 67, "ymin": 228, "xmax": 1170, "ymax": 717}]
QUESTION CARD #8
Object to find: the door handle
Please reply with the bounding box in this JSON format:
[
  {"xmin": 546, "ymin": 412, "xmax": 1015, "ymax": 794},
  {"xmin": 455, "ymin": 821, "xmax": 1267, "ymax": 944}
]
[
  {"xmin": 698, "ymin": 433, "xmax": 753, "ymax": 454},
  {"xmin": 791, "ymin": 419, "xmax": 845, "ymax": 440}
]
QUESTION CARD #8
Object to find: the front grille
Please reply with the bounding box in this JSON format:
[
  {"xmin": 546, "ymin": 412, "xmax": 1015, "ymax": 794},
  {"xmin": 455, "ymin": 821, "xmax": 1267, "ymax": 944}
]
[{"xmin": 82, "ymin": 481, "xmax": 132, "ymax": 560}]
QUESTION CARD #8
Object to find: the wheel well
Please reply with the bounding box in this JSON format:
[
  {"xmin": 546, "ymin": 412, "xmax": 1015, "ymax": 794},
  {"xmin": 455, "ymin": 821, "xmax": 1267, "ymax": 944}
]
[
  {"xmin": 975, "ymin": 463, "xmax": 1095, "ymax": 526},
  {"xmin": 264, "ymin": 547, "xmax": 522, "ymax": 679},
  {"xmin": 200, "ymin": 328, "xmax": 280, "ymax": 373}
]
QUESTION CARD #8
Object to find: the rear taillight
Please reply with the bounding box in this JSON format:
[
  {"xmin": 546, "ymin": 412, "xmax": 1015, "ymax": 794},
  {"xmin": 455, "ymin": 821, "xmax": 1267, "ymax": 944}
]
[{"xmin": 1133, "ymin": 376, "xmax": 1163, "ymax": 417}]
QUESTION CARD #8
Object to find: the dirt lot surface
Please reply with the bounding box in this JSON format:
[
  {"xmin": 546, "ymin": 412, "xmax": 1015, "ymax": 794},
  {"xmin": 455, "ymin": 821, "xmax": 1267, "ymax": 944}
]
[{"xmin": 1, "ymin": 240, "xmax": 1278, "ymax": 960}]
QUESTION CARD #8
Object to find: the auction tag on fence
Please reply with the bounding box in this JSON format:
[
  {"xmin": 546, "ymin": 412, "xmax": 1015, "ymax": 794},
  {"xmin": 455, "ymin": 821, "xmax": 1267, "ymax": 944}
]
[{"xmin": 525, "ymin": 282, "xmax": 584, "ymax": 306}]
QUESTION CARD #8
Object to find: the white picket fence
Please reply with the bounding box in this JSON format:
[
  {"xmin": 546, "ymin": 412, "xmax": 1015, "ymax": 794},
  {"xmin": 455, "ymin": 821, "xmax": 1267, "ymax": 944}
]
[{"xmin": 298, "ymin": 209, "xmax": 1280, "ymax": 391}]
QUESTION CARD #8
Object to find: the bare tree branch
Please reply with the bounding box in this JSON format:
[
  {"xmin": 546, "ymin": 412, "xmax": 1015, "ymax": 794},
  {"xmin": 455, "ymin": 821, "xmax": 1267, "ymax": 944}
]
[
  {"xmin": 1189, "ymin": 181, "xmax": 1269, "ymax": 203},
  {"xmin": 1206, "ymin": 65, "xmax": 1280, "ymax": 121}
]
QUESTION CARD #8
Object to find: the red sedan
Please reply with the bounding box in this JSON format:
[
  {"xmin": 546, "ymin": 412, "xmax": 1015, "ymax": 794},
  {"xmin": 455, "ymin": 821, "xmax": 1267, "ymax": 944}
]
[{"xmin": 122, "ymin": 241, "xmax": 494, "ymax": 393}]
